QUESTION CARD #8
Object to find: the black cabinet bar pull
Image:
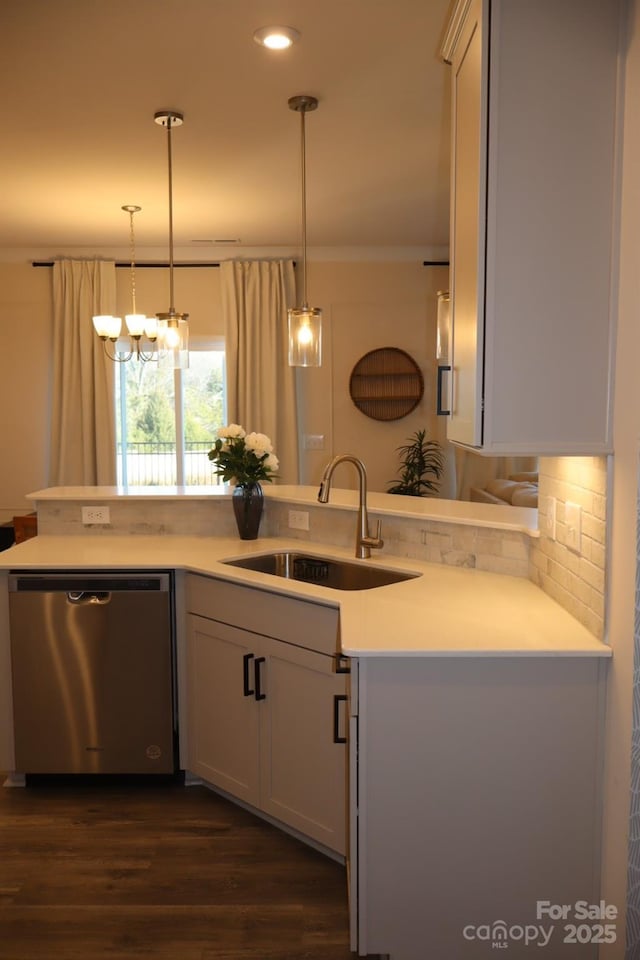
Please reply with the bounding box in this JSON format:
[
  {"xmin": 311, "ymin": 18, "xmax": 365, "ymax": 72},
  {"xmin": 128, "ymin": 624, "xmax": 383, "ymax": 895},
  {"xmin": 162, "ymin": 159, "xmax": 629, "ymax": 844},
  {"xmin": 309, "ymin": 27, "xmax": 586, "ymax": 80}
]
[
  {"xmin": 333, "ymin": 694, "xmax": 348, "ymax": 744},
  {"xmin": 254, "ymin": 657, "xmax": 266, "ymax": 701},
  {"xmin": 334, "ymin": 654, "xmax": 351, "ymax": 674},
  {"xmin": 243, "ymin": 653, "xmax": 255, "ymax": 697},
  {"xmin": 437, "ymin": 364, "xmax": 451, "ymax": 416}
]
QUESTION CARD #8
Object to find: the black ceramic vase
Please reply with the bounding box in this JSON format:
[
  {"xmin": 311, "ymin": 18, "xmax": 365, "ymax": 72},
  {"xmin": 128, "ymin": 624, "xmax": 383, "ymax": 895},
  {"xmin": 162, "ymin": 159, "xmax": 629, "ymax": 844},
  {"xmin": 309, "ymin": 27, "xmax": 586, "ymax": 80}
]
[{"xmin": 232, "ymin": 482, "xmax": 264, "ymax": 540}]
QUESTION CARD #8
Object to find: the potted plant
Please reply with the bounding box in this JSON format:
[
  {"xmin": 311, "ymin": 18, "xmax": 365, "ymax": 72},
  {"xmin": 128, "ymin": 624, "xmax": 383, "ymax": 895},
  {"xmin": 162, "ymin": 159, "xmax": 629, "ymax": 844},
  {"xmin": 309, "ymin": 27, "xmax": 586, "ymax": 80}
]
[
  {"xmin": 208, "ymin": 424, "xmax": 279, "ymax": 539},
  {"xmin": 387, "ymin": 429, "xmax": 444, "ymax": 497}
]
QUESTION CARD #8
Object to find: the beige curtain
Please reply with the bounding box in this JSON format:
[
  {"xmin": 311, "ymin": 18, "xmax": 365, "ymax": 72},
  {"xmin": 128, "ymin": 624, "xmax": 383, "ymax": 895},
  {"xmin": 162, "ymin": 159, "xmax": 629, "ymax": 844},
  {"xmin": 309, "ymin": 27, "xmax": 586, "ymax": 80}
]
[
  {"xmin": 49, "ymin": 260, "xmax": 117, "ymax": 485},
  {"xmin": 221, "ymin": 259, "xmax": 299, "ymax": 483}
]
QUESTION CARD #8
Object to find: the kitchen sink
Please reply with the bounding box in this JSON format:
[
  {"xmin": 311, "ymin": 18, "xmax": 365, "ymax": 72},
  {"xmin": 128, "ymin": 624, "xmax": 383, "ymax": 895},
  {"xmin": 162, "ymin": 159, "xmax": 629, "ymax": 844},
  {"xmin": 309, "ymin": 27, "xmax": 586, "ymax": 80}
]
[{"xmin": 222, "ymin": 551, "xmax": 420, "ymax": 591}]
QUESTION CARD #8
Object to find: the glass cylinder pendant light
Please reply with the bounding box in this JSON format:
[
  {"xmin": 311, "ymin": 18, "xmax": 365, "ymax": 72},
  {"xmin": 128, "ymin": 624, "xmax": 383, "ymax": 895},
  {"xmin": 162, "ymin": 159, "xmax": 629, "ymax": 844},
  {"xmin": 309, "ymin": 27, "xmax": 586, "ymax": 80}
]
[
  {"xmin": 154, "ymin": 110, "xmax": 189, "ymax": 370},
  {"xmin": 92, "ymin": 205, "xmax": 159, "ymax": 362},
  {"xmin": 288, "ymin": 95, "xmax": 322, "ymax": 367}
]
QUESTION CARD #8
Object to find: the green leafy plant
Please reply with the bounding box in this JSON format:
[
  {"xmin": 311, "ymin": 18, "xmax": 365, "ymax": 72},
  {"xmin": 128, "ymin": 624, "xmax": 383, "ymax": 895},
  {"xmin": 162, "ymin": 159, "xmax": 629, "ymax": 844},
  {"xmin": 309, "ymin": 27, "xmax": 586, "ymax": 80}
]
[
  {"xmin": 208, "ymin": 424, "xmax": 279, "ymax": 487},
  {"xmin": 387, "ymin": 429, "xmax": 444, "ymax": 497}
]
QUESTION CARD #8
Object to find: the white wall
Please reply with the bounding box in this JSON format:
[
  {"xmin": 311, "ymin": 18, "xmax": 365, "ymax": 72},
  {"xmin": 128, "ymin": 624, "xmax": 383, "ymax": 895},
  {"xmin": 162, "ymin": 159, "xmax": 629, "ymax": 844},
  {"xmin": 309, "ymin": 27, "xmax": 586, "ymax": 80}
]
[
  {"xmin": 600, "ymin": 0, "xmax": 640, "ymax": 952},
  {"xmin": 299, "ymin": 260, "xmax": 452, "ymax": 494}
]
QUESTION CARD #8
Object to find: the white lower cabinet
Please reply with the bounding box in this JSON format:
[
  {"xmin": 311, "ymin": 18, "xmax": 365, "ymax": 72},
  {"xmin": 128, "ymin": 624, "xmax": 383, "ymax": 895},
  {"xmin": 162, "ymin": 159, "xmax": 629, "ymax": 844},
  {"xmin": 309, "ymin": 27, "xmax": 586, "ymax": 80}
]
[
  {"xmin": 185, "ymin": 574, "xmax": 347, "ymax": 856},
  {"xmin": 352, "ymin": 656, "xmax": 607, "ymax": 959},
  {"xmin": 187, "ymin": 616, "xmax": 260, "ymax": 804}
]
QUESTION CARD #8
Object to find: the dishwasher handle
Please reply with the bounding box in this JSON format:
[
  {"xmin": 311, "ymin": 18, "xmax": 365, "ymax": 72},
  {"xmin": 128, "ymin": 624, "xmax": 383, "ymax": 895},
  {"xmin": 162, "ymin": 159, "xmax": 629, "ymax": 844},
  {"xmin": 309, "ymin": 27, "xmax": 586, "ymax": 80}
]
[{"xmin": 67, "ymin": 591, "xmax": 112, "ymax": 605}]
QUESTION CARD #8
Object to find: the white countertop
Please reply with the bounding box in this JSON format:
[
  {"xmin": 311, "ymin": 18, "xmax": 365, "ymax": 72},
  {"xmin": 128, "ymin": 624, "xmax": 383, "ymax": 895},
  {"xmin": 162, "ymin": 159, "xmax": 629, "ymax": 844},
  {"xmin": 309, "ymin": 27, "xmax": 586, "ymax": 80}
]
[
  {"xmin": 0, "ymin": 534, "xmax": 607, "ymax": 658},
  {"xmin": 27, "ymin": 484, "xmax": 539, "ymax": 535}
]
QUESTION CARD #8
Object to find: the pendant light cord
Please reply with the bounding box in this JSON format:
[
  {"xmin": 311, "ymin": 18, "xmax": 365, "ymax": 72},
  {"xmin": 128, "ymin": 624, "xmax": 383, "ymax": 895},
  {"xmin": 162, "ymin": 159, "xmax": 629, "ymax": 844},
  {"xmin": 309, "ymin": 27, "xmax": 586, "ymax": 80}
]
[
  {"xmin": 128, "ymin": 208, "xmax": 137, "ymax": 314},
  {"xmin": 166, "ymin": 115, "xmax": 175, "ymax": 314},
  {"xmin": 300, "ymin": 106, "xmax": 308, "ymax": 310}
]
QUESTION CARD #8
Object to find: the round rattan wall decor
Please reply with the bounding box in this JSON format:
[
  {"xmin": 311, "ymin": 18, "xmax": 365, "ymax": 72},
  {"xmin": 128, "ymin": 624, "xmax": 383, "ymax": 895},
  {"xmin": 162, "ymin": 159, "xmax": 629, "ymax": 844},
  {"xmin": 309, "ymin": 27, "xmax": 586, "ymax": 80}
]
[{"xmin": 349, "ymin": 347, "xmax": 424, "ymax": 421}]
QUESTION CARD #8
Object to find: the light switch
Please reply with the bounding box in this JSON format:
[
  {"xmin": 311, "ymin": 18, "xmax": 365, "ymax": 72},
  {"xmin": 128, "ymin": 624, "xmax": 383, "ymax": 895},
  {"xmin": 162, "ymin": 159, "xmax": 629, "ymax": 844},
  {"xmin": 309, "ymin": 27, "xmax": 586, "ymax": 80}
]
[
  {"xmin": 304, "ymin": 434, "xmax": 325, "ymax": 450},
  {"xmin": 565, "ymin": 501, "xmax": 582, "ymax": 553}
]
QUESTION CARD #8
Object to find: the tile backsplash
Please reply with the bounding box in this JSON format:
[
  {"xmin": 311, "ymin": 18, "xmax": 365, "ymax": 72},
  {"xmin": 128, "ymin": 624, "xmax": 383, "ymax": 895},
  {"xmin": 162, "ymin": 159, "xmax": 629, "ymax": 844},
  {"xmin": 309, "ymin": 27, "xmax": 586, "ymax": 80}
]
[
  {"xmin": 34, "ymin": 469, "xmax": 609, "ymax": 640},
  {"xmin": 36, "ymin": 495, "xmax": 533, "ymax": 579},
  {"xmin": 267, "ymin": 503, "xmax": 531, "ymax": 578},
  {"xmin": 531, "ymin": 457, "xmax": 608, "ymax": 639}
]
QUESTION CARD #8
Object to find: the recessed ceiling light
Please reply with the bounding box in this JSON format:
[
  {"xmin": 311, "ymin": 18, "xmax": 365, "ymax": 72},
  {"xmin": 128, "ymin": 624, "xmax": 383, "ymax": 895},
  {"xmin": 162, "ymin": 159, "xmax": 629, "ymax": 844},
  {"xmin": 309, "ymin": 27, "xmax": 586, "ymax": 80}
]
[{"xmin": 253, "ymin": 26, "xmax": 300, "ymax": 50}]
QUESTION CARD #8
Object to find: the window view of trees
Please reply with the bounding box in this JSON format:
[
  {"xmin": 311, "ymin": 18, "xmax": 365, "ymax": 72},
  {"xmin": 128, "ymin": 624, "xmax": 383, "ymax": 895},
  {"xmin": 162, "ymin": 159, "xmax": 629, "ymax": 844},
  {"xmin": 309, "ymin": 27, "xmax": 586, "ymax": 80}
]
[
  {"xmin": 115, "ymin": 350, "xmax": 225, "ymax": 486},
  {"xmin": 183, "ymin": 351, "xmax": 225, "ymax": 443}
]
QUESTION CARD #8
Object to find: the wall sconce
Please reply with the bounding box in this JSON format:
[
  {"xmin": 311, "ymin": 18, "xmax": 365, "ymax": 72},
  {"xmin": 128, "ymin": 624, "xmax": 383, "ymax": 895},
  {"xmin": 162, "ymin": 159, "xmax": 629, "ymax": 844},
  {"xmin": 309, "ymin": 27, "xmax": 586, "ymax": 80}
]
[{"xmin": 288, "ymin": 94, "xmax": 322, "ymax": 367}]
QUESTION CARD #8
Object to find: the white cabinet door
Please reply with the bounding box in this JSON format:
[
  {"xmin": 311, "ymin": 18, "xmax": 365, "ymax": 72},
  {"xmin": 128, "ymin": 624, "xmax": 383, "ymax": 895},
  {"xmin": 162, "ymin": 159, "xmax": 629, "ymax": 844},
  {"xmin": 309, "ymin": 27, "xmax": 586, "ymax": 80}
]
[
  {"xmin": 354, "ymin": 656, "xmax": 605, "ymax": 960},
  {"xmin": 186, "ymin": 614, "xmax": 260, "ymax": 805},
  {"xmin": 448, "ymin": 0, "xmax": 486, "ymax": 446},
  {"xmin": 259, "ymin": 636, "xmax": 347, "ymax": 855},
  {"xmin": 443, "ymin": 0, "xmax": 620, "ymax": 455},
  {"xmin": 186, "ymin": 590, "xmax": 347, "ymax": 856}
]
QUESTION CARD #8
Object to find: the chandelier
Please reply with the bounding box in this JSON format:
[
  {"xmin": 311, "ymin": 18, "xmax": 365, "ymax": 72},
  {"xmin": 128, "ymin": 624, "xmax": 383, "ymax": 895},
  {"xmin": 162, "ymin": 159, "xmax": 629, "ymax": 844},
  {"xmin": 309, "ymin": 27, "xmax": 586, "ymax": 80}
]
[
  {"xmin": 92, "ymin": 205, "xmax": 159, "ymax": 363},
  {"xmin": 92, "ymin": 110, "xmax": 189, "ymax": 368},
  {"xmin": 287, "ymin": 95, "xmax": 322, "ymax": 367}
]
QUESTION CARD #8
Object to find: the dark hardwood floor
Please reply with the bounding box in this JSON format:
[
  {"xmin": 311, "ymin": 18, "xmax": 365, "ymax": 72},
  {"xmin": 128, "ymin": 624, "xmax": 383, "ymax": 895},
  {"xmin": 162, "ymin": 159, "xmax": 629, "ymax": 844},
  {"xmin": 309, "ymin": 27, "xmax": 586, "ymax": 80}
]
[{"xmin": 0, "ymin": 777, "xmax": 353, "ymax": 960}]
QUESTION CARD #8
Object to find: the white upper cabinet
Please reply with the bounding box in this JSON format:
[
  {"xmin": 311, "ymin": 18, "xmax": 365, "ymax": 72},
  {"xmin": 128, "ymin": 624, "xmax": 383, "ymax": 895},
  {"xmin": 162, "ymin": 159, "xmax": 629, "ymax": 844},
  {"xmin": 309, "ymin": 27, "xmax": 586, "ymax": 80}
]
[{"xmin": 442, "ymin": 0, "xmax": 621, "ymax": 455}]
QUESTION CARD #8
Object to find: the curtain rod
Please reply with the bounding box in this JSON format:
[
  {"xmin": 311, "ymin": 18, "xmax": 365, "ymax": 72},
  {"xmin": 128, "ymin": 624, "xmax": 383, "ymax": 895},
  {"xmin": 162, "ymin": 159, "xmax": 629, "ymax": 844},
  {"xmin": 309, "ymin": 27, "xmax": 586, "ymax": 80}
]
[
  {"xmin": 33, "ymin": 259, "xmax": 444, "ymax": 268},
  {"xmin": 32, "ymin": 261, "xmax": 221, "ymax": 268}
]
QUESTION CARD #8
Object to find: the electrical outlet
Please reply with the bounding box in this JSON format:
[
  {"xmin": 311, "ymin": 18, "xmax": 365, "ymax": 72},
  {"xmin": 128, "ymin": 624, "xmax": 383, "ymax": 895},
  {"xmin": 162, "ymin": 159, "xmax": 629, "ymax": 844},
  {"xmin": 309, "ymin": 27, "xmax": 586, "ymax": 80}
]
[
  {"xmin": 565, "ymin": 501, "xmax": 582, "ymax": 553},
  {"xmin": 288, "ymin": 510, "xmax": 310, "ymax": 531},
  {"xmin": 304, "ymin": 434, "xmax": 325, "ymax": 451},
  {"xmin": 81, "ymin": 506, "xmax": 111, "ymax": 525}
]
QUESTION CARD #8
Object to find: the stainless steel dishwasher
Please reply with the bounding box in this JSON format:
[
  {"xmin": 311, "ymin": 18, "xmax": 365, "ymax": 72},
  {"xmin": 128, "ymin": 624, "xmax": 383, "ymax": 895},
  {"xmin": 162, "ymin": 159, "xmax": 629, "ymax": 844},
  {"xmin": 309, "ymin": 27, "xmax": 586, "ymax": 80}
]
[{"xmin": 8, "ymin": 571, "xmax": 177, "ymax": 775}]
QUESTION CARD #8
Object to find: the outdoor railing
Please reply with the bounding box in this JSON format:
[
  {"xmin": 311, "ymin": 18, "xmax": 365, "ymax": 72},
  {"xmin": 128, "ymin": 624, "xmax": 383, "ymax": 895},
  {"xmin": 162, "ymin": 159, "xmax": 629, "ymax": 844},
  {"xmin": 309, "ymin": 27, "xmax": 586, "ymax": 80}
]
[{"xmin": 117, "ymin": 441, "xmax": 220, "ymax": 487}]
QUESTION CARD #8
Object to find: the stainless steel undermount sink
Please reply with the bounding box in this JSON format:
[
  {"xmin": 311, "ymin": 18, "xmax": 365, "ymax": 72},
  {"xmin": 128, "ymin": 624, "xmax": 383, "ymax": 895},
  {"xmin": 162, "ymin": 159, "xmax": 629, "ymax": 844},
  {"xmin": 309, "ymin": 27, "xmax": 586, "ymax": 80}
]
[{"xmin": 222, "ymin": 551, "xmax": 421, "ymax": 591}]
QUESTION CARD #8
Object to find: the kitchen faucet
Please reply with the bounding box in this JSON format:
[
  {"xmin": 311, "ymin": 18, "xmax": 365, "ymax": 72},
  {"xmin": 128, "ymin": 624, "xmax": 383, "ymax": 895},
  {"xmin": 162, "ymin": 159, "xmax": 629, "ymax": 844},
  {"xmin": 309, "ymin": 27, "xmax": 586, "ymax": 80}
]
[{"xmin": 317, "ymin": 455, "xmax": 384, "ymax": 559}]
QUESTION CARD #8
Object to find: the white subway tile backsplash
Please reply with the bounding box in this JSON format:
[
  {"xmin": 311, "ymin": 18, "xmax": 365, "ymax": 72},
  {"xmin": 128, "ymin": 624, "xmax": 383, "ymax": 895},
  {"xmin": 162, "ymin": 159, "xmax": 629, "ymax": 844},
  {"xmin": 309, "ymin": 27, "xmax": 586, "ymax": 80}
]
[
  {"xmin": 36, "ymin": 494, "xmax": 536, "ymax": 581},
  {"xmin": 582, "ymin": 513, "xmax": 607, "ymax": 545},
  {"xmin": 476, "ymin": 555, "xmax": 530, "ymax": 577},
  {"xmin": 36, "ymin": 470, "xmax": 608, "ymax": 640},
  {"xmin": 531, "ymin": 456, "xmax": 608, "ymax": 640}
]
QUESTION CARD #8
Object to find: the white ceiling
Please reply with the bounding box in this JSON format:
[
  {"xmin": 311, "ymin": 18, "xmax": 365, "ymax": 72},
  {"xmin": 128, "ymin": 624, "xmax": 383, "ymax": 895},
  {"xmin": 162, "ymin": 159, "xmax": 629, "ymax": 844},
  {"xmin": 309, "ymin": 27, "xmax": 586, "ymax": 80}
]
[{"xmin": 0, "ymin": 0, "xmax": 453, "ymax": 259}]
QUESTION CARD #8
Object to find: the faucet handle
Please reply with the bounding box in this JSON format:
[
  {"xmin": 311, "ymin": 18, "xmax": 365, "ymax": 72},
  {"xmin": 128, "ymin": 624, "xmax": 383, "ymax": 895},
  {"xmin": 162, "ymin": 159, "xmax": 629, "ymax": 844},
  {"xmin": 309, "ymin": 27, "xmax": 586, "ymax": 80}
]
[{"xmin": 362, "ymin": 518, "xmax": 384, "ymax": 550}]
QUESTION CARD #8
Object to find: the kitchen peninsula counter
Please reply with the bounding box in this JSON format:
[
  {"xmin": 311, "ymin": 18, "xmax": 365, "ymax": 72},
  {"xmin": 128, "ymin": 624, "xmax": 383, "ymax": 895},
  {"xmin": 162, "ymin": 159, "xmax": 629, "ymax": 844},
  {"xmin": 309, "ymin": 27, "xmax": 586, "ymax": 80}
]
[
  {"xmin": 0, "ymin": 533, "xmax": 607, "ymax": 658},
  {"xmin": 26, "ymin": 483, "xmax": 539, "ymax": 534}
]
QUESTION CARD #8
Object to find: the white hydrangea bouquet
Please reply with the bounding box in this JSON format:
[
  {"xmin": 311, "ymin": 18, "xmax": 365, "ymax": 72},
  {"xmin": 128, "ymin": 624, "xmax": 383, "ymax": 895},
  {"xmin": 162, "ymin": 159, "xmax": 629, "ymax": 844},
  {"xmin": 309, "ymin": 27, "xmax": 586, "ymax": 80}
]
[{"xmin": 208, "ymin": 423, "xmax": 279, "ymax": 487}]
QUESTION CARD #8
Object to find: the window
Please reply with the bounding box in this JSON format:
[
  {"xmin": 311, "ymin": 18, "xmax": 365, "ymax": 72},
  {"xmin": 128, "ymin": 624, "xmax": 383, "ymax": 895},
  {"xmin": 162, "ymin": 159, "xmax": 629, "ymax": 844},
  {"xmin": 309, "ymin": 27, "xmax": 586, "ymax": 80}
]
[{"xmin": 115, "ymin": 341, "xmax": 226, "ymax": 487}]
